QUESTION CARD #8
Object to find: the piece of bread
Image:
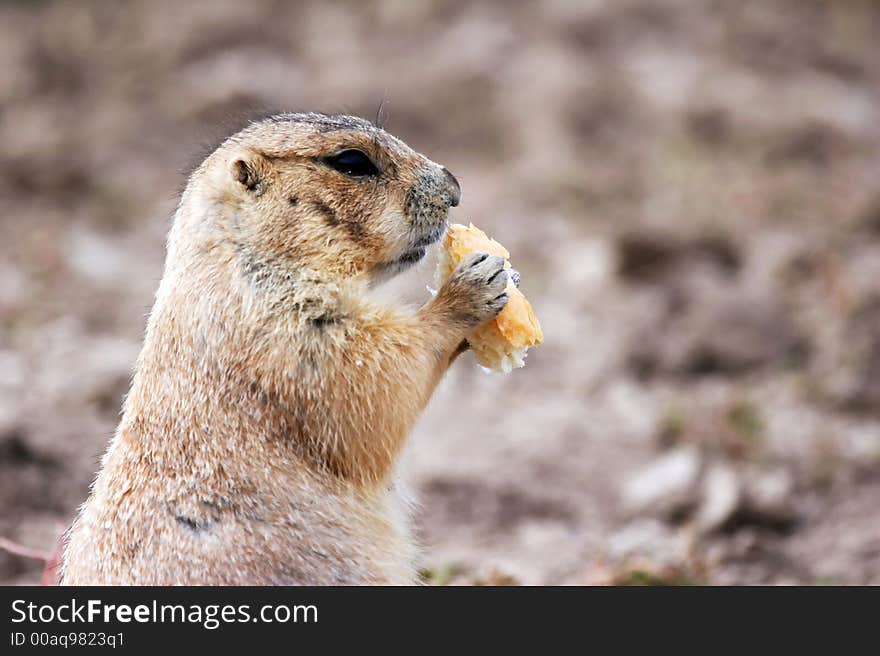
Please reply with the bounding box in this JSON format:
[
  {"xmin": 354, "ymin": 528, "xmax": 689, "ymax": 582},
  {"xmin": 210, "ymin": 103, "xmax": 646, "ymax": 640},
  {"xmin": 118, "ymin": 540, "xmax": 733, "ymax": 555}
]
[{"xmin": 437, "ymin": 223, "xmax": 543, "ymax": 372}]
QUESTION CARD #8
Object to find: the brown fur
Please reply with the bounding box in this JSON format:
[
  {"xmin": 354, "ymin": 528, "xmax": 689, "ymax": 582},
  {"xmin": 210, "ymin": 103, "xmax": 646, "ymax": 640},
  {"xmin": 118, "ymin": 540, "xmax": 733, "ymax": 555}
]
[{"xmin": 61, "ymin": 113, "xmax": 509, "ymax": 585}]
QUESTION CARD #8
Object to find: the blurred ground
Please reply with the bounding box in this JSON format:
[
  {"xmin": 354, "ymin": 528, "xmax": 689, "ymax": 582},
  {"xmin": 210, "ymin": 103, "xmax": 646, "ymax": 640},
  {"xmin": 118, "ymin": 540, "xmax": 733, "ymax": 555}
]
[{"xmin": 1, "ymin": 0, "xmax": 879, "ymax": 585}]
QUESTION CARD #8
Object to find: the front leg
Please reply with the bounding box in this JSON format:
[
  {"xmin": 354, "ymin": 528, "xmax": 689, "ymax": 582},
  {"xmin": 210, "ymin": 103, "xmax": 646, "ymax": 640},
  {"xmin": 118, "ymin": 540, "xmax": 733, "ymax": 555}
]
[
  {"xmin": 294, "ymin": 253, "xmax": 509, "ymax": 487},
  {"xmin": 419, "ymin": 252, "xmax": 510, "ymax": 371}
]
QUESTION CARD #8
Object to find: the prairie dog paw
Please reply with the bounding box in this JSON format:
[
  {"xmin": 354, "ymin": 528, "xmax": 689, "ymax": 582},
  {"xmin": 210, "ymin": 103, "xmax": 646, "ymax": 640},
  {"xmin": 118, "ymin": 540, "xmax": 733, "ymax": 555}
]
[{"xmin": 438, "ymin": 252, "xmax": 509, "ymax": 327}]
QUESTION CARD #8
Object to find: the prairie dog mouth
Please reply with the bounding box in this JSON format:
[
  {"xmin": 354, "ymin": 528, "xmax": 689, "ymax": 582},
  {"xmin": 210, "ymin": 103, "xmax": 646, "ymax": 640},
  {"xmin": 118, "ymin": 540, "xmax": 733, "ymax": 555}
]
[
  {"xmin": 396, "ymin": 223, "xmax": 446, "ymax": 265},
  {"xmin": 372, "ymin": 224, "xmax": 447, "ymax": 282},
  {"xmin": 396, "ymin": 245, "xmax": 428, "ymax": 265}
]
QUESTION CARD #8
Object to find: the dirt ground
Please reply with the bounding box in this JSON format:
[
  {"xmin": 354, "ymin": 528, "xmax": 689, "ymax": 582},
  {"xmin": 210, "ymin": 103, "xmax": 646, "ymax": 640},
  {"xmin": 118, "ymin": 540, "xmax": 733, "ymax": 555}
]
[{"xmin": 1, "ymin": 0, "xmax": 879, "ymax": 585}]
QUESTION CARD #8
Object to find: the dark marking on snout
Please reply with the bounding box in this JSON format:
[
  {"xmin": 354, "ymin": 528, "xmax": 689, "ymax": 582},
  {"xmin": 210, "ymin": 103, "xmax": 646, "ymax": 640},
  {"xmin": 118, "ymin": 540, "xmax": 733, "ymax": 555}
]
[
  {"xmin": 343, "ymin": 220, "xmax": 366, "ymax": 240},
  {"xmin": 314, "ymin": 200, "xmax": 366, "ymax": 241},
  {"xmin": 175, "ymin": 515, "xmax": 215, "ymax": 534},
  {"xmin": 315, "ymin": 200, "xmax": 339, "ymax": 226}
]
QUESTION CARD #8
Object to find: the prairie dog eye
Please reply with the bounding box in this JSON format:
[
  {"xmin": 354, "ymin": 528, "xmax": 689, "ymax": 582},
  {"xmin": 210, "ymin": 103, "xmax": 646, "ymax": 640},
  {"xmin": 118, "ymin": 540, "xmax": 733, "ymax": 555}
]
[{"xmin": 323, "ymin": 150, "xmax": 379, "ymax": 177}]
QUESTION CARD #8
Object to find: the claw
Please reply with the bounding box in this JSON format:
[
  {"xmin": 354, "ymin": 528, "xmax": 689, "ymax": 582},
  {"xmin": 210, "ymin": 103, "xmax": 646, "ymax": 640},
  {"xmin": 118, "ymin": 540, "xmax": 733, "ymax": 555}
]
[{"xmin": 487, "ymin": 268, "xmax": 507, "ymax": 285}]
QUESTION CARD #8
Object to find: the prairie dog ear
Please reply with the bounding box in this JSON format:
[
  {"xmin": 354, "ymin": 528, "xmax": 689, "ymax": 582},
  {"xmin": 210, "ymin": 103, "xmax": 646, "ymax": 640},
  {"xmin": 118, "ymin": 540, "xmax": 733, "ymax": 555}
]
[{"xmin": 230, "ymin": 152, "xmax": 265, "ymax": 193}]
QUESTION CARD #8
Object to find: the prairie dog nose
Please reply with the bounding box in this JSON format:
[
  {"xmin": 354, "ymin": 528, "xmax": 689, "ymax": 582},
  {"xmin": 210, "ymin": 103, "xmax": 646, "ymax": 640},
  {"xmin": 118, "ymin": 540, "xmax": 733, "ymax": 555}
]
[{"xmin": 441, "ymin": 166, "xmax": 461, "ymax": 207}]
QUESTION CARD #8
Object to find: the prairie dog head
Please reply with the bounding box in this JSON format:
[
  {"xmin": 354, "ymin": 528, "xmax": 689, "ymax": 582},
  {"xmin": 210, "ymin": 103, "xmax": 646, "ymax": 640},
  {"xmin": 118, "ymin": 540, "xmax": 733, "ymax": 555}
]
[{"xmin": 178, "ymin": 113, "xmax": 460, "ymax": 286}]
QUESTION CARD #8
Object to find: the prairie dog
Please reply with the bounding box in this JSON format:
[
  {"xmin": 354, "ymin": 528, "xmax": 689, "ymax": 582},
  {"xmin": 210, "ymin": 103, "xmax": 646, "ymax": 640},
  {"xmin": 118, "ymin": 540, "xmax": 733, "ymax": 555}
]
[{"xmin": 61, "ymin": 113, "xmax": 509, "ymax": 585}]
